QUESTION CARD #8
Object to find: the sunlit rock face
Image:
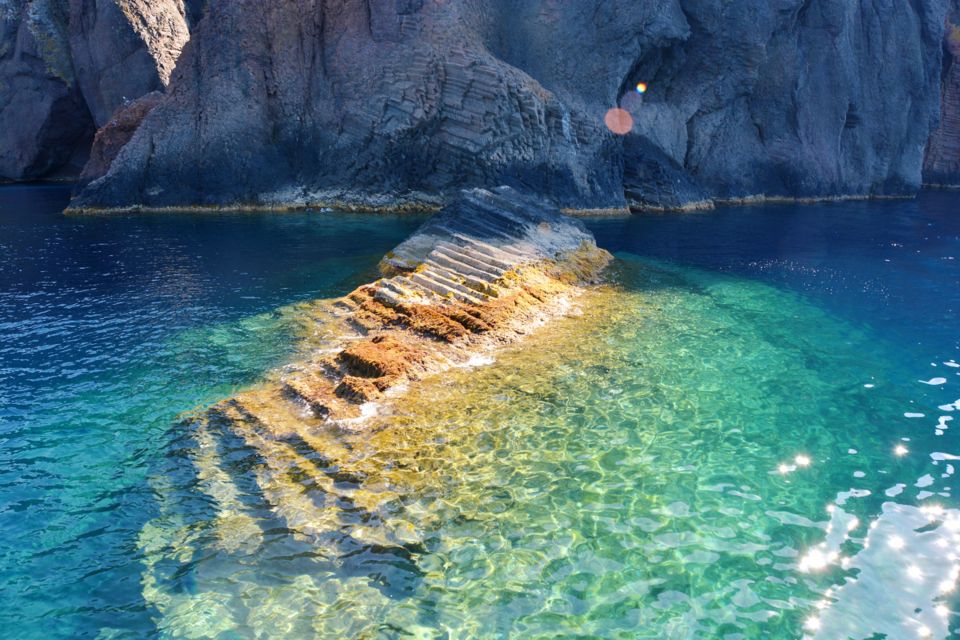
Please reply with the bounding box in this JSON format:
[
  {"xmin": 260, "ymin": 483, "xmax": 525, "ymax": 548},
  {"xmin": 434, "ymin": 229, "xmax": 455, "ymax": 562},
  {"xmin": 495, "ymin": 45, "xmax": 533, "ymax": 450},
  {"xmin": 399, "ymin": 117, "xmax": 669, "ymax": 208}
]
[
  {"xmin": 70, "ymin": 0, "xmax": 950, "ymax": 209},
  {"xmin": 0, "ymin": 0, "xmax": 190, "ymax": 181},
  {"xmin": 67, "ymin": 0, "xmax": 191, "ymax": 127},
  {"xmin": 80, "ymin": 90, "xmax": 162, "ymax": 184}
]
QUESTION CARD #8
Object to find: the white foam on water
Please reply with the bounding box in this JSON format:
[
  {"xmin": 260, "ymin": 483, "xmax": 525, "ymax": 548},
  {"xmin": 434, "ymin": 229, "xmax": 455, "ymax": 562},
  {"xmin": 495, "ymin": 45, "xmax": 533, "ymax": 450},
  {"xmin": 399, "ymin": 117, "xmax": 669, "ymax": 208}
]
[
  {"xmin": 905, "ymin": 413, "xmax": 926, "ymax": 418},
  {"xmin": 920, "ymin": 378, "xmax": 948, "ymax": 386},
  {"xmin": 885, "ymin": 484, "xmax": 906, "ymax": 497},
  {"xmin": 931, "ymin": 452, "xmax": 960, "ymax": 462},
  {"xmin": 460, "ymin": 354, "xmax": 495, "ymax": 368},
  {"xmin": 336, "ymin": 401, "xmax": 383, "ymax": 429},
  {"xmin": 836, "ymin": 489, "xmax": 872, "ymax": 506}
]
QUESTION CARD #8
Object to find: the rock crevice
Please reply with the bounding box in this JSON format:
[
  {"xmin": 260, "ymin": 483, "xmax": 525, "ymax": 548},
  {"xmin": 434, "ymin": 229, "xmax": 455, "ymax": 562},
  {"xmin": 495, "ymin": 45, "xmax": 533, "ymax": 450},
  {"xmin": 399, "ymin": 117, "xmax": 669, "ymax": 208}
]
[{"xmin": 0, "ymin": 0, "xmax": 191, "ymax": 181}]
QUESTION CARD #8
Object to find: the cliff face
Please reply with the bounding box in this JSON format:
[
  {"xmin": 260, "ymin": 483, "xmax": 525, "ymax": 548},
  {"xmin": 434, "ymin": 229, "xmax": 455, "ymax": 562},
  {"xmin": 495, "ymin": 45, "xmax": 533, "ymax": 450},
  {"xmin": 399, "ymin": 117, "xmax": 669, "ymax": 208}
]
[
  {"xmin": 0, "ymin": 0, "xmax": 91, "ymax": 180},
  {"xmin": 625, "ymin": 0, "xmax": 947, "ymax": 203},
  {"xmin": 0, "ymin": 0, "xmax": 190, "ymax": 181},
  {"xmin": 69, "ymin": 0, "xmax": 952, "ymax": 211},
  {"xmin": 68, "ymin": 0, "xmax": 190, "ymax": 127},
  {"xmin": 71, "ymin": 0, "xmax": 634, "ymax": 211},
  {"xmin": 3, "ymin": 0, "xmax": 953, "ymax": 206},
  {"xmin": 925, "ymin": 9, "xmax": 960, "ymax": 186}
]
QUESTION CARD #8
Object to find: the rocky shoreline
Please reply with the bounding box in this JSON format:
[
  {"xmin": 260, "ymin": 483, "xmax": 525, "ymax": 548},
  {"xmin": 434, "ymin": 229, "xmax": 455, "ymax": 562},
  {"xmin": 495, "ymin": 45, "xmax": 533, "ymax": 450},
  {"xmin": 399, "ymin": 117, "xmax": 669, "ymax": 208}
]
[{"xmin": 61, "ymin": 189, "xmax": 921, "ymax": 218}]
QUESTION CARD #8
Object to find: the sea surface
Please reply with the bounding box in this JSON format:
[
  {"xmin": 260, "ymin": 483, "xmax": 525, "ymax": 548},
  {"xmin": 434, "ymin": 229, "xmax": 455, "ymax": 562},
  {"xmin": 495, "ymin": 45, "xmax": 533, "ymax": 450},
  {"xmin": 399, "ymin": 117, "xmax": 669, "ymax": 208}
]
[{"xmin": 1, "ymin": 185, "xmax": 958, "ymax": 639}]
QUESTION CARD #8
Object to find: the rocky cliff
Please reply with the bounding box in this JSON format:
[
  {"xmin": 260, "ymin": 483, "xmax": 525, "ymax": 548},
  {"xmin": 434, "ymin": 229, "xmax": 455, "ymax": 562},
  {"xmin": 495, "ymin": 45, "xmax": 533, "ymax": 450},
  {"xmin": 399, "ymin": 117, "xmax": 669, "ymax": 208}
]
[
  {"xmin": 4, "ymin": 1, "xmax": 959, "ymax": 207},
  {"xmin": 925, "ymin": 8, "xmax": 960, "ymax": 186},
  {"xmin": 0, "ymin": 0, "xmax": 191, "ymax": 181}
]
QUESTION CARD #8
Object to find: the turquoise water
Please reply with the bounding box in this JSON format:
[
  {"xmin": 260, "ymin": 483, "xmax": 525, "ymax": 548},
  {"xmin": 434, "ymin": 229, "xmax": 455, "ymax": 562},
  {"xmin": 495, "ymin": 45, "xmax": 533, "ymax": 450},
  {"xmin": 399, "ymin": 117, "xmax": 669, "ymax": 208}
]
[{"xmin": 2, "ymin": 186, "xmax": 959, "ymax": 638}]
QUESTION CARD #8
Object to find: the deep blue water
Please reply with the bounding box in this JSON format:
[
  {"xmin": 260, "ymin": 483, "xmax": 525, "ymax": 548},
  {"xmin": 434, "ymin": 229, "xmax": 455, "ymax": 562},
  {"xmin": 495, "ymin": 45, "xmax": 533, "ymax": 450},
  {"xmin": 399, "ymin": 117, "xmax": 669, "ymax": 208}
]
[
  {"xmin": 1, "ymin": 185, "xmax": 959, "ymax": 638},
  {"xmin": 586, "ymin": 194, "xmax": 960, "ymax": 360}
]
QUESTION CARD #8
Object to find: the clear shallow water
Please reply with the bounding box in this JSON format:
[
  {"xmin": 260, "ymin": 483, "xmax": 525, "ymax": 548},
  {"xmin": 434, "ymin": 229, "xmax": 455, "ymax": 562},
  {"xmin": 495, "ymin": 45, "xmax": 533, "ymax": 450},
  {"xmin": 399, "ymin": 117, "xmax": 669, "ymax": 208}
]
[{"xmin": 2, "ymin": 187, "xmax": 959, "ymax": 638}]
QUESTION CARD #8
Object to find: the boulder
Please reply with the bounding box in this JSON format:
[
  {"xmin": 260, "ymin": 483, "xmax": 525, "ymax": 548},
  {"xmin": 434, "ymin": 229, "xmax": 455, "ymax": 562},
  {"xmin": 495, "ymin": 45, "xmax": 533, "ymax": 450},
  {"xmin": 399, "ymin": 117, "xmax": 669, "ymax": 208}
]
[{"xmin": 80, "ymin": 90, "xmax": 161, "ymax": 183}]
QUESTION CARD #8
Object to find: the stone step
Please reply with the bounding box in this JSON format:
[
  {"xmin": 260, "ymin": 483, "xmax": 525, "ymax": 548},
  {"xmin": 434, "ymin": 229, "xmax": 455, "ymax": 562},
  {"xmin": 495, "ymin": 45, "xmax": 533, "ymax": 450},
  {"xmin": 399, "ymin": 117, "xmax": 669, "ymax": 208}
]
[
  {"xmin": 408, "ymin": 270, "xmax": 485, "ymax": 305},
  {"xmin": 190, "ymin": 418, "xmax": 266, "ymax": 551},
  {"xmin": 466, "ymin": 199, "xmax": 535, "ymax": 234},
  {"xmin": 449, "ymin": 234, "xmax": 531, "ymax": 268},
  {"xmin": 442, "ymin": 214, "xmax": 517, "ymax": 244},
  {"xmin": 228, "ymin": 395, "xmax": 354, "ymax": 477},
  {"xmin": 436, "ymin": 239, "xmax": 514, "ymax": 272},
  {"xmin": 422, "ymin": 259, "xmax": 499, "ymax": 297},
  {"xmin": 427, "ymin": 247, "xmax": 503, "ymax": 281},
  {"xmin": 216, "ymin": 403, "xmax": 347, "ymax": 541},
  {"xmin": 217, "ymin": 400, "xmax": 422, "ymax": 547}
]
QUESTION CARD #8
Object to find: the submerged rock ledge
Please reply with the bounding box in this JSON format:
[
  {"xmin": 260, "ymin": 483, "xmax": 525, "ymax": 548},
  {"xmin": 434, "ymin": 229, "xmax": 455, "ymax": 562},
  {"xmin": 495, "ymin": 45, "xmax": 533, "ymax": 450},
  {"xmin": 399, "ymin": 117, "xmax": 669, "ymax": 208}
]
[
  {"xmin": 172, "ymin": 186, "xmax": 610, "ymax": 549},
  {"xmin": 179, "ymin": 187, "xmax": 609, "ymax": 545}
]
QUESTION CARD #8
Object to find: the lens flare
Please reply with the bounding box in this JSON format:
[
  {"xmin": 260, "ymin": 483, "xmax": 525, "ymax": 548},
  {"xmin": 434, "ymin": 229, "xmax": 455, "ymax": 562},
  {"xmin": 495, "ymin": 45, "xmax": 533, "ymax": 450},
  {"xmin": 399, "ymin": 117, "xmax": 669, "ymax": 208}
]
[
  {"xmin": 636, "ymin": 82, "xmax": 648, "ymax": 94},
  {"xmin": 604, "ymin": 108, "xmax": 634, "ymax": 135}
]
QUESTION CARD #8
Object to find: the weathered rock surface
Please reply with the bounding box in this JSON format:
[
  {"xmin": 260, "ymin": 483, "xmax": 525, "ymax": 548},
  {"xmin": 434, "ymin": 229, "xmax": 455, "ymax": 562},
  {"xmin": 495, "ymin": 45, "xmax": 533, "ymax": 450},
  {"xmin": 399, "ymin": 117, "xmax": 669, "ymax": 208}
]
[
  {"xmin": 269, "ymin": 186, "xmax": 609, "ymax": 422},
  {"xmin": 622, "ymin": 134, "xmax": 712, "ymax": 211},
  {"xmin": 622, "ymin": 0, "xmax": 948, "ymax": 203},
  {"xmin": 68, "ymin": 0, "xmax": 953, "ymax": 211},
  {"xmin": 0, "ymin": 0, "xmax": 93, "ymax": 180},
  {"xmin": 0, "ymin": 0, "xmax": 190, "ymax": 181},
  {"xmin": 69, "ymin": 0, "xmax": 626, "ymax": 211},
  {"xmin": 925, "ymin": 8, "xmax": 960, "ymax": 186},
  {"xmin": 4, "ymin": 0, "xmax": 955, "ymax": 204}
]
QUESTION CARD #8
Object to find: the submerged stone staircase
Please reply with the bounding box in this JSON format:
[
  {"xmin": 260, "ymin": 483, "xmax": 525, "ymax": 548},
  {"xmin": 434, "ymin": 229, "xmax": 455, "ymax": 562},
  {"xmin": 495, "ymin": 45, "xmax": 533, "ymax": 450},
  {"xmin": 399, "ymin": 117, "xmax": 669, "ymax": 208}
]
[{"xmin": 166, "ymin": 186, "xmax": 611, "ymax": 570}]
